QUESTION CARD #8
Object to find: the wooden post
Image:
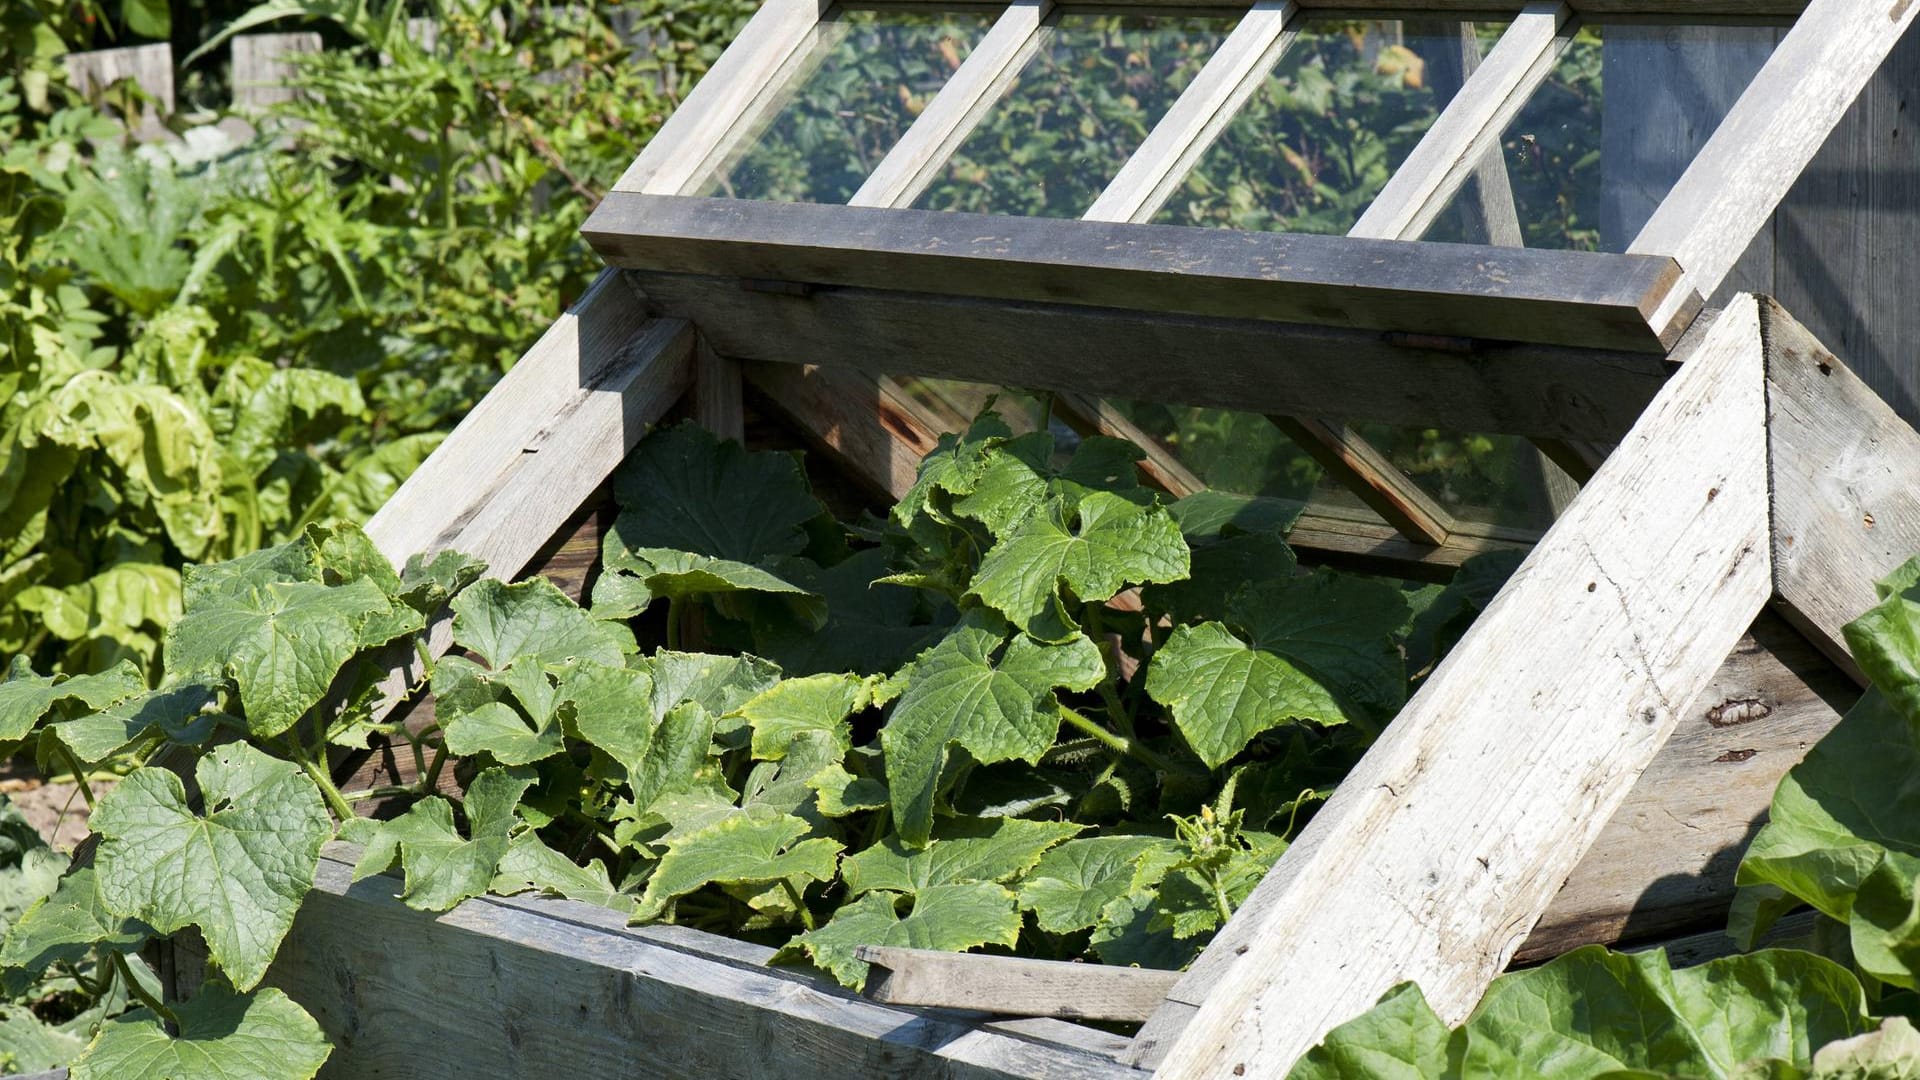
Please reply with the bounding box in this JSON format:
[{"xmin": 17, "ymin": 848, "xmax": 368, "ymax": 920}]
[
  {"xmin": 1764, "ymin": 296, "xmax": 1920, "ymax": 684},
  {"xmin": 230, "ymin": 32, "xmax": 321, "ymax": 110},
  {"xmin": 63, "ymin": 43, "xmax": 173, "ymax": 141},
  {"xmin": 1144, "ymin": 297, "xmax": 1773, "ymax": 1076}
]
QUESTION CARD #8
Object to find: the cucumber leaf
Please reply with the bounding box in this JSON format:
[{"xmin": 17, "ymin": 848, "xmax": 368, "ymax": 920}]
[
  {"xmin": 881, "ymin": 613, "xmax": 1105, "ymax": 846},
  {"xmin": 779, "ymin": 882, "xmax": 1021, "ymax": 988},
  {"xmin": 968, "ymin": 491, "xmax": 1189, "ymax": 637},
  {"xmin": 341, "ymin": 767, "xmax": 533, "ymax": 912},
  {"xmin": 70, "ymin": 983, "xmax": 331, "ymax": 1080},
  {"xmin": 1147, "ymin": 571, "xmax": 1408, "ymax": 767},
  {"xmin": 841, "ymin": 817, "xmax": 1082, "ymax": 897},
  {"xmin": 636, "ymin": 807, "xmax": 842, "ymax": 918},
  {"xmin": 91, "ymin": 743, "xmax": 332, "ymax": 990}
]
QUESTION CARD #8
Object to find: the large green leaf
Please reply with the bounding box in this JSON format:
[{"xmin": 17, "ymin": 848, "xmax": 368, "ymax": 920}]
[
  {"xmin": 41, "ymin": 679, "xmax": 221, "ymax": 766},
  {"xmin": 636, "ymin": 806, "xmax": 842, "ymax": 918},
  {"xmin": 842, "ymin": 817, "xmax": 1082, "ymax": 897},
  {"xmin": 1018, "ymin": 835, "xmax": 1181, "ymax": 934},
  {"xmin": 341, "ymin": 767, "xmax": 532, "ymax": 912},
  {"xmin": 451, "ymin": 577, "xmax": 630, "ymax": 670},
  {"xmin": 778, "ymin": 883, "xmax": 1021, "ymax": 988},
  {"xmin": 490, "ymin": 831, "xmax": 635, "ymax": 915},
  {"xmin": 891, "ymin": 412, "xmax": 1016, "ymax": 529},
  {"xmin": 948, "ymin": 433, "xmax": 1147, "ymax": 539},
  {"xmin": 1735, "ymin": 690, "xmax": 1918, "ymax": 939},
  {"xmin": 596, "ymin": 547, "xmax": 821, "ymax": 622},
  {"xmin": 749, "ymin": 549, "xmax": 950, "ymax": 677},
  {"xmin": 608, "ymin": 422, "xmax": 824, "ymax": 562},
  {"xmin": 881, "ymin": 614, "xmax": 1105, "ymax": 846},
  {"xmin": 70, "ymin": 983, "xmax": 331, "ymax": 1080},
  {"xmin": 91, "ymin": 743, "xmax": 332, "ymax": 990},
  {"xmin": 164, "ymin": 575, "xmax": 394, "ymax": 737},
  {"xmin": 1290, "ymin": 947, "xmax": 1872, "ymax": 1079},
  {"xmin": 737, "ymin": 673, "xmax": 868, "ymax": 760},
  {"xmin": 0, "ymin": 867, "xmax": 150, "ymax": 995},
  {"xmin": 1147, "ymin": 571, "xmax": 1408, "ymax": 767},
  {"xmin": 968, "ymin": 491, "xmax": 1189, "ymax": 636},
  {"xmin": 0, "ymin": 657, "xmax": 145, "ymax": 742}
]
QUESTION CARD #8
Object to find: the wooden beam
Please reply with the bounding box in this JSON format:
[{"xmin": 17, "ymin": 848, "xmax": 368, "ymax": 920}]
[
  {"xmin": 611, "ymin": 0, "xmax": 830, "ymax": 196},
  {"xmin": 626, "ymin": 272, "xmax": 1675, "ymax": 443},
  {"xmin": 857, "ymin": 947, "xmax": 1181, "ymax": 1023},
  {"xmin": 1351, "ymin": 4, "xmax": 1575, "ymax": 243},
  {"xmin": 691, "ymin": 337, "xmax": 746, "ymax": 442},
  {"xmin": 1144, "ymin": 296, "xmax": 1774, "ymax": 1075},
  {"xmin": 1629, "ymin": 0, "xmax": 1920, "ymax": 300},
  {"xmin": 1267, "ymin": 417, "xmax": 1455, "ymax": 546},
  {"xmin": 1083, "ymin": 1, "xmax": 1300, "ymax": 224},
  {"xmin": 1764, "ymin": 295, "xmax": 1920, "ymax": 685},
  {"xmin": 585, "ymin": 195, "xmax": 1701, "ymax": 353},
  {"xmin": 181, "ymin": 849, "xmax": 1145, "ymax": 1080},
  {"xmin": 850, "ymin": 0, "xmax": 1054, "ymax": 210},
  {"xmin": 230, "ymin": 32, "xmax": 320, "ymax": 110}
]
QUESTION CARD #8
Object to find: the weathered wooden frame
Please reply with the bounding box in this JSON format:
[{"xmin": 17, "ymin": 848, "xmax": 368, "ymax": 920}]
[{"xmin": 235, "ymin": 3, "xmax": 1920, "ymax": 1078}]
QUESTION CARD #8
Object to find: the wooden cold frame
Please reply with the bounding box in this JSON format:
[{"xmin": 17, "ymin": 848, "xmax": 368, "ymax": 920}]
[{"xmin": 312, "ymin": 0, "xmax": 1920, "ymax": 1076}]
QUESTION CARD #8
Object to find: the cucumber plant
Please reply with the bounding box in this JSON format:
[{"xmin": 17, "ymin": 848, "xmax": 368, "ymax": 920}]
[{"xmin": 0, "ymin": 417, "xmax": 1505, "ymax": 1074}]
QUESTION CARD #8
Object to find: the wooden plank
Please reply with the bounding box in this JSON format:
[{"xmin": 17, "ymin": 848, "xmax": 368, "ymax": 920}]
[
  {"xmin": 1145, "ymin": 296, "xmax": 1774, "ymax": 1075},
  {"xmin": 1515, "ymin": 611, "xmax": 1855, "ymax": 961},
  {"xmin": 63, "ymin": 43, "xmax": 173, "ymax": 140},
  {"xmin": 612, "ymin": 0, "xmax": 830, "ymax": 196},
  {"xmin": 1411, "ymin": 18, "xmax": 1526, "ymax": 249},
  {"xmin": 692, "ymin": 337, "xmax": 746, "ymax": 441},
  {"xmin": 858, "ymin": 947, "xmax": 1180, "ymax": 1023},
  {"xmin": 1772, "ymin": 25, "xmax": 1920, "ymax": 433},
  {"xmin": 230, "ymin": 32, "xmax": 321, "ymax": 110},
  {"xmin": 1351, "ymin": 4, "xmax": 1575, "ymax": 243},
  {"xmin": 1764, "ymin": 295, "xmax": 1920, "ymax": 684},
  {"xmin": 1629, "ymin": 0, "xmax": 1919, "ymax": 301},
  {"xmin": 1083, "ymin": 1, "xmax": 1300, "ymax": 224},
  {"xmin": 1268, "ymin": 416, "xmax": 1455, "ymax": 546},
  {"xmin": 851, "ymin": 0, "xmax": 1055, "ymax": 210},
  {"xmin": 585, "ymin": 194, "xmax": 1701, "ymax": 353},
  {"xmin": 626, "ymin": 272, "xmax": 1676, "ymax": 443},
  {"xmin": 201, "ymin": 850, "xmax": 1145, "ymax": 1080},
  {"xmin": 364, "ymin": 272, "xmax": 681, "ymax": 572}
]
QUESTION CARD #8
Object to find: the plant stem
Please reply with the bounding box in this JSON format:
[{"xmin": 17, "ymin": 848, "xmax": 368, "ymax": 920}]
[
  {"xmin": 1056, "ymin": 704, "xmax": 1187, "ymax": 777},
  {"xmin": 413, "ymin": 635, "xmax": 437, "ymax": 682},
  {"xmin": 113, "ymin": 952, "xmax": 177, "ymax": 1026},
  {"xmin": 665, "ymin": 598, "xmax": 680, "ymax": 651},
  {"xmin": 422, "ymin": 743, "xmax": 448, "ymax": 793},
  {"xmin": 290, "ymin": 742, "xmax": 356, "ymax": 822},
  {"xmin": 343, "ymin": 784, "xmax": 418, "ymax": 803},
  {"xmin": 55, "ymin": 746, "xmax": 95, "ymax": 809},
  {"xmin": 782, "ymin": 879, "xmax": 817, "ymax": 931}
]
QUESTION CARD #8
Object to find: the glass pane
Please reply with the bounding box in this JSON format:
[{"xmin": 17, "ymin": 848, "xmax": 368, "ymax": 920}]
[
  {"xmin": 699, "ymin": 10, "xmax": 991, "ymax": 204},
  {"xmin": 1105, "ymin": 402, "xmax": 1323, "ymax": 501},
  {"xmin": 915, "ymin": 13, "xmax": 1233, "ymax": 218},
  {"xmin": 1333, "ymin": 424, "xmax": 1564, "ymax": 531},
  {"xmin": 1424, "ymin": 24, "xmax": 1777, "ymax": 250},
  {"xmin": 1156, "ymin": 19, "xmax": 1505, "ymax": 234}
]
